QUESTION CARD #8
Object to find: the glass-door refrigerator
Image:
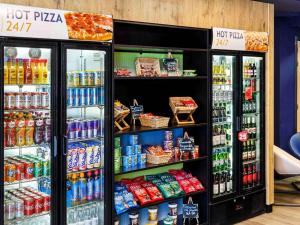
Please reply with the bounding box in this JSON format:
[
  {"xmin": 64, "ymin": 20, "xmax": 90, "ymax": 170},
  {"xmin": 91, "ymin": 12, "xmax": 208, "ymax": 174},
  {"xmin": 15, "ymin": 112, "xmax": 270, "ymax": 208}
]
[
  {"xmin": 211, "ymin": 54, "xmax": 237, "ymax": 201},
  {"xmin": 60, "ymin": 43, "xmax": 112, "ymax": 225},
  {"xmin": 240, "ymin": 55, "xmax": 265, "ymax": 194},
  {"xmin": 0, "ymin": 40, "xmax": 58, "ymax": 225}
]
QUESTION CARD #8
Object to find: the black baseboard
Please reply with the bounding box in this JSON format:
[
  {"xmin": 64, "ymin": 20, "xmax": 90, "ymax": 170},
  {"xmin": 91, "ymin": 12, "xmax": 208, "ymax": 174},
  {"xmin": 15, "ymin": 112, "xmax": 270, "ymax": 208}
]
[{"xmin": 266, "ymin": 204, "xmax": 273, "ymax": 213}]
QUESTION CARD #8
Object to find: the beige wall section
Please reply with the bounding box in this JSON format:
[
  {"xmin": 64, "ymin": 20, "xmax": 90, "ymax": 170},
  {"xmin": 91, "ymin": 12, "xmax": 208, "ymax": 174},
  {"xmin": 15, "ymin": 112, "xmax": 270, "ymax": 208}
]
[{"xmin": 0, "ymin": 0, "xmax": 275, "ymax": 204}]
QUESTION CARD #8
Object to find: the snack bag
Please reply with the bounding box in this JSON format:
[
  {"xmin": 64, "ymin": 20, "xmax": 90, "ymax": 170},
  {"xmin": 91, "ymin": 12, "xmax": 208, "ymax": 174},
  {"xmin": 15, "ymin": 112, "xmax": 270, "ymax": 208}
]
[
  {"xmin": 123, "ymin": 190, "xmax": 138, "ymax": 208},
  {"xmin": 169, "ymin": 180, "xmax": 185, "ymax": 196},
  {"xmin": 178, "ymin": 179, "xmax": 196, "ymax": 194},
  {"xmin": 145, "ymin": 175, "xmax": 159, "ymax": 181},
  {"xmin": 114, "ymin": 192, "xmax": 128, "ymax": 214},
  {"xmin": 157, "ymin": 183, "xmax": 175, "ymax": 198},
  {"xmin": 132, "ymin": 186, "xmax": 152, "ymax": 205},
  {"xmin": 142, "ymin": 182, "xmax": 164, "ymax": 202},
  {"xmin": 159, "ymin": 173, "xmax": 175, "ymax": 182},
  {"xmin": 188, "ymin": 176, "xmax": 205, "ymax": 191}
]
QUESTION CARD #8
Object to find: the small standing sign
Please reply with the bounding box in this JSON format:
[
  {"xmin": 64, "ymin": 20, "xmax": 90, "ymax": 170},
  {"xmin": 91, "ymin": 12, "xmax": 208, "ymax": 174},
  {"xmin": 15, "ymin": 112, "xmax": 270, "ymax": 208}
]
[
  {"xmin": 183, "ymin": 197, "xmax": 199, "ymax": 225},
  {"xmin": 178, "ymin": 132, "xmax": 195, "ymax": 152},
  {"xmin": 130, "ymin": 99, "xmax": 144, "ymax": 126}
]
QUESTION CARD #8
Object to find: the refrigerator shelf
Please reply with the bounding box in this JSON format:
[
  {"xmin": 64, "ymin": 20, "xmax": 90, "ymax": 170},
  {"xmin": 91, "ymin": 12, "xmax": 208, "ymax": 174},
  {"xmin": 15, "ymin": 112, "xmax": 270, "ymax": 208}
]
[
  {"xmin": 67, "ymin": 85, "xmax": 104, "ymax": 88},
  {"xmin": 213, "ymin": 190, "xmax": 234, "ymax": 199},
  {"xmin": 213, "ymin": 145, "xmax": 232, "ymax": 149},
  {"xmin": 67, "ymin": 104, "xmax": 104, "ymax": 109},
  {"xmin": 243, "ymin": 77, "xmax": 260, "ymax": 80},
  {"xmin": 68, "ymin": 136, "xmax": 104, "ymax": 143},
  {"xmin": 116, "ymin": 190, "xmax": 206, "ymax": 216},
  {"xmin": 4, "ymin": 84, "xmax": 50, "ymax": 87},
  {"xmin": 4, "ymin": 108, "xmax": 50, "ymax": 112},
  {"xmin": 242, "ymin": 113, "xmax": 259, "ymax": 116},
  {"xmin": 67, "ymin": 167, "xmax": 104, "ymax": 174},
  {"xmin": 212, "ymin": 121, "xmax": 232, "ymax": 125},
  {"xmin": 68, "ymin": 200, "xmax": 103, "ymax": 209},
  {"xmin": 4, "ymin": 211, "xmax": 50, "ymax": 225},
  {"xmin": 4, "ymin": 176, "xmax": 50, "ymax": 186},
  {"xmin": 4, "ymin": 144, "xmax": 50, "ymax": 151},
  {"xmin": 114, "ymin": 156, "xmax": 208, "ymax": 175},
  {"xmin": 242, "ymin": 159, "xmax": 258, "ymax": 165}
]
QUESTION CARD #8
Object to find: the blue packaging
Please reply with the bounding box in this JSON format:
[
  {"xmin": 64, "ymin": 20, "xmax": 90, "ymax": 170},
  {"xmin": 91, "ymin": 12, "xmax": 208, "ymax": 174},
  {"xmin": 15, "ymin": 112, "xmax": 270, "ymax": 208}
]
[
  {"xmin": 132, "ymin": 154, "xmax": 138, "ymax": 166},
  {"xmin": 125, "ymin": 146, "xmax": 133, "ymax": 156},
  {"xmin": 84, "ymin": 88, "xmax": 90, "ymax": 105},
  {"xmin": 129, "ymin": 135, "xmax": 139, "ymax": 145},
  {"xmin": 138, "ymin": 153, "xmax": 147, "ymax": 165},
  {"xmin": 133, "ymin": 144, "xmax": 142, "ymax": 155},
  {"xmin": 67, "ymin": 88, "xmax": 72, "ymax": 106},
  {"xmin": 122, "ymin": 155, "xmax": 132, "ymax": 168},
  {"xmin": 90, "ymin": 88, "xmax": 97, "ymax": 105}
]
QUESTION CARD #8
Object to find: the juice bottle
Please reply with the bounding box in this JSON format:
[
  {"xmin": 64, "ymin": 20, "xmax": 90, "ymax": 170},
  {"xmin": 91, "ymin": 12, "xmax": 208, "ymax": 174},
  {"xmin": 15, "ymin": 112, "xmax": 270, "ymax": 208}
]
[
  {"xmin": 8, "ymin": 58, "xmax": 17, "ymax": 84},
  {"xmin": 38, "ymin": 59, "xmax": 44, "ymax": 84},
  {"xmin": 42, "ymin": 59, "xmax": 49, "ymax": 84},
  {"xmin": 23, "ymin": 59, "xmax": 32, "ymax": 84},
  {"xmin": 78, "ymin": 172, "xmax": 87, "ymax": 204},
  {"xmin": 34, "ymin": 112, "xmax": 44, "ymax": 144},
  {"xmin": 71, "ymin": 173, "xmax": 79, "ymax": 206},
  {"xmin": 4, "ymin": 58, "xmax": 8, "ymax": 84},
  {"xmin": 31, "ymin": 59, "xmax": 39, "ymax": 84},
  {"xmin": 16, "ymin": 112, "xmax": 26, "ymax": 146},
  {"xmin": 16, "ymin": 58, "xmax": 24, "ymax": 85},
  {"xmin": 66, "ymin": 175, "xmax": 72, "ymax": 207},
  {"xmin": 86, "ymin": 171, "xmax": 94, "ymax": 201},
  {"xmin": 6, "ymin": 113, "xmax": 16, "ymax": 147},
  {"xmin": 25, "ymin": 113, "xmax": 35, "ymax": 146}
]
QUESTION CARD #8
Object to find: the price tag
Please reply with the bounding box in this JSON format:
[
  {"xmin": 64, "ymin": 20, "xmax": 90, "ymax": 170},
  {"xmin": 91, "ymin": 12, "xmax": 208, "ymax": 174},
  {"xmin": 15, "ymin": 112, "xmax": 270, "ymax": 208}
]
[{"xmin": 238, "ymin": 131, "xmax": 248, "ymax": 142}]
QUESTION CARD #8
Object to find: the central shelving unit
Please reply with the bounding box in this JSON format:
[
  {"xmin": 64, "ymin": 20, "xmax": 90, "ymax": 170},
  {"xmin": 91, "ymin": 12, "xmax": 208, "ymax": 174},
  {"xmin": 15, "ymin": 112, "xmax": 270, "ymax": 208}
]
[{"xmin": 113, "ymin": 20, "xmax": 210, "ymax": 225}]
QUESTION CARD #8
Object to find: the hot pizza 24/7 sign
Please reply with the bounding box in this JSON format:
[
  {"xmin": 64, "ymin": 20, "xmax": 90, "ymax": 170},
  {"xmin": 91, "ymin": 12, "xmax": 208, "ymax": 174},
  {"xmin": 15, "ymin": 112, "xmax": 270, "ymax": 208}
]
[{"xmin": 0, "ymin": 3, "xmax": 113, "ymax": 42}]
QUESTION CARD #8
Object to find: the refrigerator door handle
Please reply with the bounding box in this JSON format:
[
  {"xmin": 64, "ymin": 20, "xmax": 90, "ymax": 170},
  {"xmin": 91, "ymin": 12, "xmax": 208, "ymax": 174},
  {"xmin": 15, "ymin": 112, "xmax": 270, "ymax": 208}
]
[
  {"xmin": 54, "ymin": 136, "xmax": 58, "ymax": 158},
  {"xmin": 236, "ymin": 116, "xmax": 240, "ymax": 131},
  {"xmin": 63, "ymin": 135, "xmax": 68, "ymax": 156}
]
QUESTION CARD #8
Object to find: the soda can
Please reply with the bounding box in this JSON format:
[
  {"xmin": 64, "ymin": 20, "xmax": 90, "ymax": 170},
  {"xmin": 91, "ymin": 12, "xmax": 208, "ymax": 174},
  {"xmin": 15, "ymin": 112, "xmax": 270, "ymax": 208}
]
[
  {"xmin": 68, "ymin": 120, "xmax": 80, "ymax": 139},
  {"xmin": 24, "ymin": 161, "xmax": 34, "ymax": 180},
  {"xmin": 71, "ymin": 89, "xmax": 78, "ymax": 107},
  {"xmin": 67, "ymin": 148, "xmax": 73, "ymax": 172},
  {"xmin": 81, "ymin": 120, "xmax": 88, "ymax": 139},
  {"xmin": 41, "ymin": 159, "xmax": 50, "ymax": 176},
  {"xmin": 100, "ymin": 144, "xmax": 104, "ymax": 168},
  {"xmin": 31, "ymin": 92, "xmax": 41, "ymax": 109},
  {"xmin": 67, "ymin": 72, "xmax": 74, "ymax": 87},
  {"xmin": 93, "ymin": 120, "xmax": 99, "ymax": 137},
  {"xmin": 41, "ymin": 194, "xmax": 50, "ymax": 211},
  {"xmin": 23, "ymin": 197, "xmax": 34, "ymax": 216},
  {"xmin": 129, "ymin": 135, "xmax": 138, "ymax": 145},
  {"xmin": 4, "ymin": 92, "xmax": 16, "ymax": 110},
  {"xmin": 15, "ymin": 92, "xmax": 24, "ymax": 109},
  {"xmin": 78, "ymin": 147, "xmax": 87, "ymax": 171},
  {"xmin": 114, "ymin": 158, "xmax": 121, "ymax": 171},
  {"xmin": 114, "ymin": 147, "xmax": 122, "ymax": 159},
  {"xmin": 32, "ymin": 195, "xmax": 44, "ymax": 213},
  {"xmin": 5, "ymin": 200, "xmax": 16, "ymax": 220},
  {"xmin": 76, "ymin": 89, "xmax": 81, "ymax": 106},
  {"xmin": 89, "ymin": 88, "xmax": 97, "ymax": 105},
  {"xmin": 125, "ymin": 146, "xmax": 133, "ymax": 156},
  {"xmin": 33, "ymin": 160, "xmax": 42, "ymax": 178},
  {"xmin": 77, "ymin": 120, "xmax": 82, "ymax": 139},
  {"xmin": 79, "ymin": 88, "xmax": 86, "ymax": 106},
  {"xmin": 73, "ymin": 72, "xmax": 80, "ymax": 87},
  {"xmin": 93, "ymin": 144, "xmax": 101, "ymax": 168},
  {"xmin": 133, "ymin": 145, "xmax": 142, "ymax": 155},
  {"xmin": 71, "ymin": 148, "xmax": 79, "ymax": 172},
  {"xmin": 5, "ymin": 163, "xmax": 16, "ymax": 183},
  {"xmin": 41, "ymin": 92, "xmax": 50, "ymax": 108},
  {"xmin": 88, "ymin": 71, "xmax": 95, "ymax": 86},
  {"xmin": 84, "ymin": 88, "xmax": 90, "ymax": 106},
  {"xmin": 87, "ymin": 120, "xmax": 94, "ymax": 138},
  {"xmin": 79, "ymin": 72, "xmax": 87, "ymax": 86},
  {"xmin": 14, "ymin": 162, "xmax": 24, "ymax": 181},
  {"xmin": 86, "ymin": 144, "xmax": 94, "ymax": 169},
  {"xmin": 67, "ymin": 89, "xmax": 73, "ymax": 107},
  {"xmin": 100, "ymin": 87, "xmax": 104, "ymax": 105},
  {"xmin": 95, "ymin": 71, "xmax": 101, "ymax": 86},
  {"xmin": 23, "ymin": 92, "xmax": 31, "ymax": 109},
  {"xmin": 15, "ymin": 199, "xmax": 24, "ymax": 218}
]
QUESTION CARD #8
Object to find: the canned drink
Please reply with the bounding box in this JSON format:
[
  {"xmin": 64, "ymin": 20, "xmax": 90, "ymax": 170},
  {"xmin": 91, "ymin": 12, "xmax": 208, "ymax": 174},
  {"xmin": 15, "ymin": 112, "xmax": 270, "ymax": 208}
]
[
  {"xmin": 5, "ymin": 200, "xmax": 16, "ymax": 220},
  {"xmin": 5, "ymin": 163, "xmax": 16, "ymax": 183},
  {"xmin": 99, "ymin": 87, "xmax": 104, "ymax": 105},
  {"xmin": 87, "ymin": 120, "xmax": 94, "ymax": 138},
  {"xmin": 15, "ymin": 199, "xmax": 24, "ymax": 218},
  {"xmin": 41, "ymin": 159, "xmax": 50, "ymax": 176},
  {"xmin": 138, "ymin": 153, "xmax": 147, "ymax": 165},
  {"xmin": 33, "ymin": 160, "xmax": 42, "ymax": 178},
  {"xmin": 14, "ymin": 162, "xmax": 24, "ymax": 181},
  {"xmin": 23, "ymin": 92, "xmax": 31, "ymax": 109},
  {"xmin": 125, "ymin": 146, "xmax": 133, "ymax": 156},
  {"xmin": 24, "ymin": 161, "xmax": 34, "ymax": 180},
  {"xmin": 79, "ymin": 88, "xmax": 86, "ymax": 106},
  {"xmin": 89, "ymin": 88, "xmax": 97, "ymax": 105},
  {"xmin": 73, "ymin": 72, "xmax": 80, "ymax": 87},
  {"xmin": 41, "ymin": 194, "xmax": 50, "ymax": 211},
  {"xmin": 67, "ymin": 88, "xmax": 73, "ymax": 107},
  {"xmin": 79, "ymin": 72, "xmax": 87, "ymax": 86},
  {"xmin": 84, "ymin": 88, "xmax": 90, "ymax": 105},
  {"xmin": 15, "ymin": 92, "xmax": 24, "ymax": 109},
  {"xmin": 129, "ymin": 135, "xmax": 138, "ymax": 145},
  {"xmin": 68, "ymin": 120, "xmax": 79, "ymax": 139},
  {"xmin": 4, "ymin": 92, "xmax": 16, "ymax": 110},
  {"xmin": 32, "ymin": 195, "xmax": 44, "ymax": 213},
  {"xmin": 71, "ymin": 148, "xmax": 79, "ymax": 172},
  {"xmin": 86, "ymin": 144, "xmax": 94, "ymax": 169},
  {"xmin": 88, "ymin": 71, "xmax": 95, "ymax": 86},
  {"xmin": 23, "ymin": 197, "xmax": 34, "ymax": 216},
  {"xmin": 133, "ymin": 145, "xmax": 142, "ymax": 155},
  {"xmin": 67, "ymin": 72, "xmax": 74, "ymax": 87},
  {"xmin": 93, "ymin": 120, "xmax": 99, "ymax": 137},
  {"xmin": 114, "ymin": 158, "xmax": 121, "ymax": 171},
  {"xmin": 71, "ymin": 89, "xmax": 78, "ymax": 107},
  {"xmin": 78, "ymin": 147, "xmax": 87, "ymax": 171},
  {"xmin": 93, "ymin": 144, "xmax": 101, "ymax": 168},
  {"xmin": 114, "ymin": 147, "xmax": 122, "ymax": 159},
  {"xmin": 122, "ymin": 156, "xmax": 131, "ymax": 168},
  {"xmin": 81, "ymin": 120, "xmax": 88, "ymax": 139},
  {"xmin": 41, "ymin": 92, "xmax": 49, "ymax": 108},
  {"xmin": 165, "ymin": 131, "xmax": 173, "ymax": 141},
  {"xmin": 31, "ymin": 92, "xmax": 41, "ymax": 109},
  {"xmin": 132, "ymin": 154, "xmax": 138, "ymax": 166},
  {"xmin": 95, "ymin": 71, "xmax": 101, "ymax": 86}
]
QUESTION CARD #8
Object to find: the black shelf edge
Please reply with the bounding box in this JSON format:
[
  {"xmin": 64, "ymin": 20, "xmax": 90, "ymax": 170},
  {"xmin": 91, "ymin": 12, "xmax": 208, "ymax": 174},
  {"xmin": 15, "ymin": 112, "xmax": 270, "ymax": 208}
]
[
  {"xmin": 114, "ymin": 44, "xmax": 208, "ymax": 53},
  {"xmin": 114, "ymin": 156, "xmax": 208, "ymax": 176},
  {"xmin": 114, "ymin": 123, "xmax": 207, "ymax": 136},
  {"xmin": 116, "ymin": 190, "xmax": 206, "ymax": 216},
  {"xmin": 114, "ymin": 76, "xmax": 208, "ymax": 80},
  {"xmin": 158, "ymin": 215, "xmax": 207, "ymax": 225}
]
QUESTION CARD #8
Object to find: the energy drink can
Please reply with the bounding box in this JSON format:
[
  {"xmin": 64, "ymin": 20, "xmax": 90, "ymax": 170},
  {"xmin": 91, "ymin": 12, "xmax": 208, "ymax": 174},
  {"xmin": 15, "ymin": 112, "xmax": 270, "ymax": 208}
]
[{"xmin": 89, "ymin": 88, "xmax": 97, "ymax": 105}]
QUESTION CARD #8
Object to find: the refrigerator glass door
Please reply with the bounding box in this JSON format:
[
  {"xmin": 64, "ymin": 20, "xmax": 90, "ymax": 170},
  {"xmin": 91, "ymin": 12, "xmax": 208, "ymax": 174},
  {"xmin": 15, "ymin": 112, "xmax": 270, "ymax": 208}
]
[
  {"xmin": 3, "ymin": 46, "xmax": 52, "ymax": 224},
  {"xmin": 241, "ymin": 56, "xmax": 263, "ymax": 190},
  {"xmin": 65, "ymin": 49, "xmax": 105, "ymax": 225},
  {"xmin": 212, "ymin": 55, "xmax": 235, "ymax": 198}
]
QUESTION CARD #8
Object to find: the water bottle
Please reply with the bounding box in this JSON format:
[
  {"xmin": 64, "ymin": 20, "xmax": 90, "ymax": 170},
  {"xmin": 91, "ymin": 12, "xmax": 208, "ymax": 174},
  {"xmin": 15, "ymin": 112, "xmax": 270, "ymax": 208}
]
[{"xmin": 91, "ymin": 204, "xmax": 98, "ymax": 225}]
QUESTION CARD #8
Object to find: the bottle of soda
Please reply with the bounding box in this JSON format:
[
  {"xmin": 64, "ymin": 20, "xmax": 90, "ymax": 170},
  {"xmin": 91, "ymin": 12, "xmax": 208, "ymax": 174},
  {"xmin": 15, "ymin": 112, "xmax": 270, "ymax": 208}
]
[
  {"xmin": 6, "ymin": 113, "xmax": 16, "ymax": 147},
  {"xmin": 16, "ymin": 112, "xmax": 26, "ymax": 147},
  {"xmin": 4, "ymin": 58, "xmax": 8, "ymax": 84},
  {"xmin": 16, "ymin": 58, "xmax": 24, "ymax": 85},
  {"xmin": 25, "ymin": 113, "xmax": 35, "ymax": 146},
  {"xmin": 8, "ymin": 58, "xmax": 17, "ymax": 84},
  {"xmin": 23, "ymin": 59, "xmax": 32, "ymax": 84},
  {"xmin": 86, "ymin": 171, "xmax": 94, "ymax": 202},
  {"xmin": 213, "ymin": 173, "xmax": 219, "ymax": 196},
  {"xmin": 34, "ymin": 113, "xmax": 45, "ymax": 144},
  {"xmin": 93, "ymin": 170, "xmax": 101, "ymax": 200},
  {"xmin": 71, "ymin": 174, "xmax": 79, "ymax": 206},
  {"xmin": 78, "ymin": 173, "xmax": 87, "ymax": 204}
]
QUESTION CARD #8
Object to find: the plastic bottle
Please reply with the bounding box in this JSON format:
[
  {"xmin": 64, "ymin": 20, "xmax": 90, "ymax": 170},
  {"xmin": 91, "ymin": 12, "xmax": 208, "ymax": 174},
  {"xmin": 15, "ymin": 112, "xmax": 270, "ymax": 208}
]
[
  {"xmin": 31, "ymin": 59, "xmax": 39, "ymax": 84},
  {"xmin": 6, "ymin": 113, "xmax": 16, "ymax": 147},
  {"xmin": 93, "ymin": 170, "xmax": 101, "ymax": 200},
  {"xmin": 71, "ymin": 174, "xmax": 79, "ymax": 206},
  {"xmin": 16, "ymin": 112, "xmax": 26, "ymax": 146},
  {"xmin": 42, "ymin": 59, "xmax": 49, "ymax": 84},
  {"xmin": 38, "ymin": 59, "xmax": 44, "ymax": 84},
  {"xmin": 16, "ymin": 58, "xmax": 24, "ymax": 85},
  {"xmin": 23, "ymin": 59, "xmax": 32, "ymax": 84},
  {"xmin": 4, "ymin": 58, "xmax": 8, "ymax": 84},
  {"xmin": 86, "ymin": 171, "xmax": 94, "ymax": 202},
  {"xmin": 8, "ymin": 58, "xmax": 17, "ymax": 84},
  {"xmin": 78, "ymin": 173, "xmax": 87, "ymax": 204},
  {"xmin": 25, "ymin": 113, "xmax": 35, "ymax": 146},
  {"xmin": 34, "ymin": 113, "xmax": 45, "ymax": 144},
  {"xmin": 66, "ymin": 175, "xmax": 72, "ymax": 208}
]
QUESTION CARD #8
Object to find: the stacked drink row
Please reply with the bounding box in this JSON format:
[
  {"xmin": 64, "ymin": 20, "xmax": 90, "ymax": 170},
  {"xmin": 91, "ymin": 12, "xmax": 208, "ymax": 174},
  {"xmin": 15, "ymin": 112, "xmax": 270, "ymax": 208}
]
[
  {"xmin": 67, "ymin": 118, "xmax": 104, "ymax": 140},
  {"xmin": 67, "ymin": 87, "xmax": 104, "ymax": 107}
]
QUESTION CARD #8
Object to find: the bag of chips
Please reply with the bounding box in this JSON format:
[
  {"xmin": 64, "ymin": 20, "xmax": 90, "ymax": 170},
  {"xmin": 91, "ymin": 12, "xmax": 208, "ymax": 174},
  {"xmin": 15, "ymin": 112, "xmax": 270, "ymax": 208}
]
[
  {"xmin": 132, "ymin": 186, "xmax": 153, "ymax": 205},
  {"xmin": 123, "ymin": 190, "xmax": 138, "ymax": 208},
  {"xmin": 178, "ymin": 179, "xmax": 196, "ymax": 194},
  {"xmin": 142, "ymin": 182, "xmax": 164, "ymax": 202},
  {"xmin": 169, "ymin": 180, "xmax": 185, "ymax": 196},
  {"xmin": 157, "ymin": 183, "xmax": 175, "ymax": 198},
  {"xmin": 188, "ymin": 176, "xmax": 205, "ymax": 191},
  {"xmin": 145, "ymin": 175, "xmax": 159, "ymax": 181},
  {"xmin": 114, "ymin": 192, "xmax": 128, "ymax": 214}
]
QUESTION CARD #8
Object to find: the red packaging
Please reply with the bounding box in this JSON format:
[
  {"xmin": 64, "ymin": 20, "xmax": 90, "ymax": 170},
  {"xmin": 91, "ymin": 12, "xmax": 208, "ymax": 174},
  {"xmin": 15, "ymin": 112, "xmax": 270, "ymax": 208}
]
[
  {"xmin": 127, "ymin": 183, "xmax": 152, "ymax": 205},
  {"xmin": 41, "ymin": 194, "xmax": 51, "ymax": 211},
  {"xmin": 23, "ymin": 197, "xmax": 34, "ymax": 216},
  {"xmin": 14, "ymin": 162, "xmax": 25, "ymax": 181},
  {"xmin": 178, "ymin": 179, "xmax": 196, "ymax": 194},
  {"xmin": 23, "ymin": 161, "xmax": 34, "ymax": 179},
  {"xmin": 32, "ymin": 195, "xmax": 44, "ymax": 213},
  {"xmin": 141, "ymin": 182, "xmax": 164, "ymax": 202},
  {"xmin": 6, "ymin": 115, "xmax": 17, "ymax": 147},
  {"xmin": 188, "ymin": 177, "xmax": 204, "ymax": 191}
]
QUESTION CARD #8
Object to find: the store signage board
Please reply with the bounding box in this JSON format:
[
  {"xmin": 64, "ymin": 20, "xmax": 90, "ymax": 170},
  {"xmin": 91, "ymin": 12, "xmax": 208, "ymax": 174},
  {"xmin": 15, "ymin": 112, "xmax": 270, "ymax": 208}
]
[
  {"xmin": 0, "ymin": 3, "xmax": 113, "ymax": 42},
  {"xmin": 212, "ymin": 27, "xmax": 268, "ymax": 52}
]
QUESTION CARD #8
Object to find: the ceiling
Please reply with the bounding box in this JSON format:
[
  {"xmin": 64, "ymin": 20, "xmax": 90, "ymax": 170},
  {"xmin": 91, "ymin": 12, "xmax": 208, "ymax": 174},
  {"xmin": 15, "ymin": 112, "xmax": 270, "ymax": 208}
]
[{"xmin": 255, "ymin": 0, "xmax": 300, "ymax": 15}]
